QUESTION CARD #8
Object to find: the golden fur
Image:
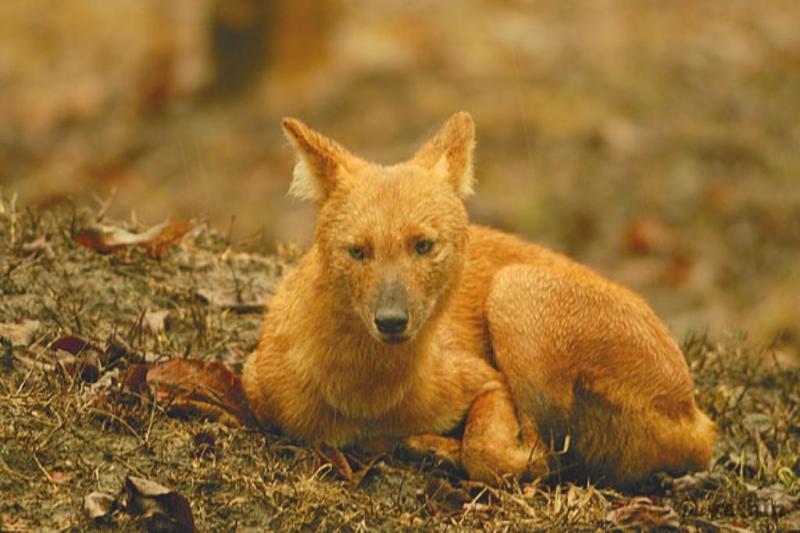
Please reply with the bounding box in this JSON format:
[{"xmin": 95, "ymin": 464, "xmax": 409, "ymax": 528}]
[{"xmin": 242, "ymin": 112, "xmax": 715, "ymax": 487}]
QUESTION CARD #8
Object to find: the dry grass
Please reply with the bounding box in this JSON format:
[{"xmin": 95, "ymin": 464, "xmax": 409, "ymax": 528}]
[{"xmin": 1, "ymin": 202, "xmax": 798, "ymax": 531}]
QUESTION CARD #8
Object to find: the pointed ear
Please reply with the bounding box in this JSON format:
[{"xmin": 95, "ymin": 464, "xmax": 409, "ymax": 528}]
[
  {"xmin": 412, "ymin": 111, "xmax": 476, "ymax": 197},
  {"xmin": 281, "ymin": 118, "xmax": 362, "ymax": 203}
]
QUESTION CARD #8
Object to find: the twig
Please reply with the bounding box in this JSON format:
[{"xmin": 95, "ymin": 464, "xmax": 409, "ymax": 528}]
[
  {"xmin": 86, "ymin": 406, "xmax": 147, "ymax": 444},
  {"xmin": 9, "ymin": 192, "xmax": 18, "ymax": 245},
  {"xmin": 31, "ymin": 452, "xmax": 57, "ymax": 485},
  {"xmin": 94, "ymin": 187, "xmax": 118, "ymax": 222}
]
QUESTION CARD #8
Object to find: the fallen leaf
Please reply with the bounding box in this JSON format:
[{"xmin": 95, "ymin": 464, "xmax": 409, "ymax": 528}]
[
  {"xmin": 51, "ymin": 335, "xmax": 95, "ymax": 355},
  {"xmin": 87, "ymin": 368, "xmax": 121, "ymax": 397},
  {"xmin": 146, "ymin": 359, "xmax": 254, "ymax": 426},
  {"xmin": 22, "ymin": 236, "xmax": 55, "ymax": 259},
  {"xmin": 46, "ymin": 335, "xmax": 143, "ymax": 383},
  {"xmin": 144, "ymin": 310, "xmax": 170, "ymax": 335},
  {"xmin": 687, "ymin": 517, "xmax": 752, "ymax": 532},
  {"xmin": 314, "ymin": 442, "xmax": 354, "ymax": 483},
  {"xmin": 76, "ymin": 220, "xmax": 193, "ymax": 258},
  {"xmin": 124, "ymin": 476, "xmax": 195, "ymax": 533},
  {"xmin": 54, "ymin": 349, "xmax": 101, "ymax": 382},
  {"xmin": 105, "ymin": 336, "xmax": 146, "ymax": 365},
  {"xmin": 84, "ymin": 491, "xmax": 116, "ymax": 521},
  {"xmin": 0, "ymin": 320, "xmax": 40, "ymax": 347},
  {"xmin": 123, "ymin": 364, "xmax": 150, "ymax": 394},
  {"xmin": 747, "ymin": 483, "xmax": 798, "ymax": 516},
  {"xmin": 47, "ymin": 470, "xmax": 76, "ymax": 485},
  {"xmin": 49, "ymin": 336, "xmax": 102, "ymax": 382},
  {"xmin": 605, "ymin": 497, "xmax": 681, "ymax": 530},
  {"xmin": 668, "ymin": 471, "xmax": 722, "ymax": 497},
  {"xmin": 196, "ymin": 288, "xmax": 272, "ymax": 313},
  {"xmin": 145, "ymin": 221, "xmax": 194, "ymax": 258},
  {"xmin": 623, "ymin": 217, "xmax": 673, "ymax": 256}
]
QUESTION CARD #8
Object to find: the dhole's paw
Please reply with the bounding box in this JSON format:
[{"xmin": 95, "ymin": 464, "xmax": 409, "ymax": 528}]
[
  {"xmin": 403, "ymin": 434, "xmax": 462, "ymax": 467},
  {"xmin": 313, "ymin": 442, "xmax": 354, "ymax": 482},
  {"xmin": 524, "ymin": 449, "xmax": 550, "ymax": 481},
  {"xmin": 462, "ymin": 444, "xmax": 550, "ymax": 486}
]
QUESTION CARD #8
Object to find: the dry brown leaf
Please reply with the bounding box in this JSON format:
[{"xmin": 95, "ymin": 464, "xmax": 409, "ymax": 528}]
[
  {"xmin": 76, "ymin": 220, "xmax": 193, "ymax": 258},
  {"xmin": 144, "ymin": 309, "xmax": 170, "ymax": 335},
  {"xmin": 122, "ymin": 364, "xmax": 150, "ymax": 394},
  {"xmin": 50, "ymin": 335, "xmax": 95, "ymax": 355},
  {"xmin": 49, "ymin": 336, "xmax": 102, "ymax": 382},
  {"xmin": 687, "ymin": 517, "xmax": 752, "ymax": 532},
  {"xmin": 146, "ymin": 358, "xmax": 254, "ymax": 426},
  {"xmin": 84, "ymin": 491, "xmax": 116, "ymax": 520},
  {"xmin": 124, "ymin": 476, "xmax": 195, "ymax": 533},
  {"xmin": 0, "ymin": 320, "xmax": 40, "ymax": 347},
  {"xmin": 47, "ymin": 470, "xmax": 76, "ymax": 485},
  {"xmin": 144, "ymin": 221, "xmax": 194, "ymax": 258},
  {"xmin": 669, "ymin": 471, "xmax": 722, "ymax": 497},
  {"xmin": 22, "ymin": 236, "xmax": 55, "ymax": 259},
  {"xmin": 605, "ymin": 497, "xmax": 681, "ymax": 529},
  {"xmin": 623, "ymin": 217, "xmax": 673, "ymax": 256},
  {"xmin": 747, "ymin": 483, "xmax": 798, "ymax": 516},
  {"xmin": 196, "ymin": 287, "xmax": 272, "ymax": 313}
]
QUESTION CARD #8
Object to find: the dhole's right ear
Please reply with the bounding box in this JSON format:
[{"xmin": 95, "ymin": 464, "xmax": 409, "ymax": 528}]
[
  {"xmin": 412, "ymin": 112, "xmax": 476, "ymax": 197},
  {"xmin": 281, "ymin": 118, "xmax": 362, "ymax": 203}
]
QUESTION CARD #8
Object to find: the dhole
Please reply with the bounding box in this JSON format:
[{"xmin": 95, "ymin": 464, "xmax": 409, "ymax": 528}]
[{"xmin": 242, "ymin": 112, "xmax": 715, "ymax": 487}]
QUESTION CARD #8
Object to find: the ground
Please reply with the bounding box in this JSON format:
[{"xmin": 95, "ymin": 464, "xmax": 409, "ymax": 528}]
[{"xmin": 0, "ymin": 204, "xmax": 797, "ymax": 531}]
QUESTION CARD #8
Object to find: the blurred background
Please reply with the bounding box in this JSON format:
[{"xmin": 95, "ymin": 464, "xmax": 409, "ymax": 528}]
[{"xmin": 1, "ymin": 0, "xmax": 798, "ymax": 355}]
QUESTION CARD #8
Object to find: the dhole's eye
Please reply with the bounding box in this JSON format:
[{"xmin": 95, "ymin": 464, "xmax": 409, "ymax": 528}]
[
  {"xmin": 348, "ymin": 245, "xmax": 366, "ymax": 261},
  {"xmin": 414, "ymin": 239, "xmax": 435, "ymax": 256}
]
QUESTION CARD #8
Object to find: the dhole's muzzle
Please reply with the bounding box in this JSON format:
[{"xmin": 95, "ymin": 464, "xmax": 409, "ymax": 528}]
[{"xmin": 373, "ymin": 281, "xmax": 409, "ymax": 343}]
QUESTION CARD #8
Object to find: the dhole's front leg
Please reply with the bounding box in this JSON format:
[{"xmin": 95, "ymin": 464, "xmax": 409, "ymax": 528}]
[{"xmin": 460, "ymin": 383, "xmax": 549, "ymax": 485}]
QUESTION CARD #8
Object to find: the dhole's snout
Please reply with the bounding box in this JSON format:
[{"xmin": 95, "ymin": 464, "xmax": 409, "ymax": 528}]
[{"xmin": 373, "ymin": 281, "xmax": 409, "ymax": 343}]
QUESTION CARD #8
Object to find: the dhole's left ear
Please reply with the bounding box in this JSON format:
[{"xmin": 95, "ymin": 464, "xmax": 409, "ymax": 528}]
[
  {"xmin": 281, "ymin": 118, "xmax": 362, "ymax": 203},
  {"xmin": 412, "ymin": 111, "xmax": 476, "ymax": 197}
]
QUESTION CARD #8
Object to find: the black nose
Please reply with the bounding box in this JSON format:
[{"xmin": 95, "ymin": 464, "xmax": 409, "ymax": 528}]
[{"xmin": 374, "ymin": 311, "xmax": 408, "ymax": 335}]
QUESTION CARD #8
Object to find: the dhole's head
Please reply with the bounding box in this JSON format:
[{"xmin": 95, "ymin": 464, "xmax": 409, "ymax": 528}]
[{"xmin": 282, "ymin": 112, "xmax": 476, "ymax": 344}]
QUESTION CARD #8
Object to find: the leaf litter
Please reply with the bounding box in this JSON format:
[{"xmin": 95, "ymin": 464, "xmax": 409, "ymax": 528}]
[
  {"xmin": 0, "ymin": 203, "xmax": 798, "ymax": 531},
  {"xmin": 123, "ymin": 476, "xmax": 196, "ymax": 532},
  {"xmin": 75, "ymin": 220, "xmax": 194, "ymax": 258}
]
